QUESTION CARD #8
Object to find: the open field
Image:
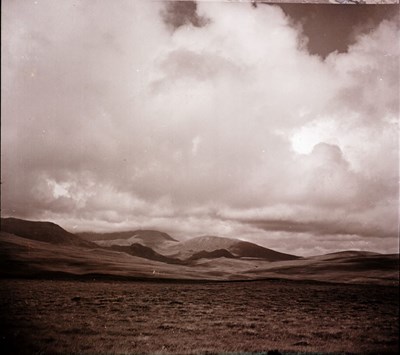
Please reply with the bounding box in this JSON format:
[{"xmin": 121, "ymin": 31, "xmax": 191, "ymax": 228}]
[
  {"xmin": 1, "ymin": 220, "xmax": 398, "ymax": 353},
  {"xmin": 0, "ymin": 279, "xmax": 398, "ymax": 354}
]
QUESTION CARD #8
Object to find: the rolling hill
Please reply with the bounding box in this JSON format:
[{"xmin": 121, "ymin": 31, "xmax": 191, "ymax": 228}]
[
  {"xmin": 80, "ymin": 230, "xmax": 177, "ymax": 249},
  {"xmin": 0, "ymin": 218, "xmax": 398, "ymax": 285},
  {"xmin": 164, "ymin": 236, "xmax": 299, "ymax": 261},
  {"xmin": 80, "ymin": 233, "xmax": 299, "ymax": 262},
  {"xmin": 110, "ymin": 243, "xmax": 184, "ymax": 265},
  {"xmin": 229, "ymin": 240, "xmax": 299, "ymax": 261},
  {"xmin": 188, "ymin": 249, "xmax": 237, "ymax": 260},
  {"xmin": 1, "ymin": 218, "xmax": 96, "ymax": 248}
]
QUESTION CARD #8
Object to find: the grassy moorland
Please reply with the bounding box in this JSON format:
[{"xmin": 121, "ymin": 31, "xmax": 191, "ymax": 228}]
[
  {"xmin": 0, "ymin": 279, "xmax": 398, "ymax": 354},
  {"xmin": 1, "ymin": 231, "xmax": 398, "ymax": 286},
  {"xmin": 0, "ymin": 219, "xmax": 398, "ymax": 354}
]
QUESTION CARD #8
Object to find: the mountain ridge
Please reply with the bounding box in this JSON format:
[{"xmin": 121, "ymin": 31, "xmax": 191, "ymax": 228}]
[
  {"xmin": 1, "ymin": 217, "xmax": 398, "ymax": 286},
  {"xmin": 79, "ymin": 230, "xmax": 177, "ymax": 243},
  {"xmin": 1, "ymin": 217, "xmax": 96, "ymax": 248},
  {"xmin": 157, "ymin": 235, "xmax": 300, "ymax": 262}
]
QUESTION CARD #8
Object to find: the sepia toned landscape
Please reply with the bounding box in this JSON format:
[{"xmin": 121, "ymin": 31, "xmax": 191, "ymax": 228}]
[
  {"xmin": 1, "ymin": 279, "xmax": 398, "ymax": 354},
  {"xmin": 1, "ymin": 218, "xmax": 399, "ymax": 285},
  {"xmin": 2, "ymin": 0, "xmax": 399, "ymax": 354},
  {"xmin": 0, "ymin": 217, "xmax": 399, "ymax": 354}
]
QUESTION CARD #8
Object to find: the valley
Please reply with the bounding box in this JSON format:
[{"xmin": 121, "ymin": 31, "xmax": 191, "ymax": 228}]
[
  {"xmin": 0, "ymin": 218, "xmax": 398, "ymax": 286},
  {"xmin": 0, "ymin": 217, "xmax": 399, "ymax": 354}
]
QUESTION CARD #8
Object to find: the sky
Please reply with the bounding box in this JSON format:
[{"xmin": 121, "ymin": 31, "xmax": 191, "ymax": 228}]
[{"xmin": 1, "ymin": 0, "xmax": 399, "ymax": 256}]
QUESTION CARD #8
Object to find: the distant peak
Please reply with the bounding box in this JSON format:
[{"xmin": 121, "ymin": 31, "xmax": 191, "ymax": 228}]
[{"xmin": 190, "ymin": 235, "xmax": 240, "ymax": 242}]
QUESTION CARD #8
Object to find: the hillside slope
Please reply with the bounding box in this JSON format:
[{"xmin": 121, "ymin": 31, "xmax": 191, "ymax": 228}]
[
  {"xmin": 168, "ymin": 236, "xmax": 299, "ymax": 261},
  {"xmin": 0, "ymin": 231, "xmax": 398, "ymax": 285},
  {"xmin": 81, "ymin": 230, "xmax": 177, "ymax": 249},
  {"xmin": 110, "ymin": 243, "xmax": 184, "ymax": 265},
  {"xmin": 1, "ymin": 218, "xmax": 96, "ymax": 248},
  {"xmin": 1, "ymin": 218, "xmax": 398, "ymax": 285}
]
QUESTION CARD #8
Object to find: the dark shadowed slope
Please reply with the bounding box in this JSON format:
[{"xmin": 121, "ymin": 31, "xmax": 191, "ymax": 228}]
[
  {"xmin": 110, "ymin": 243, "xmax": 184, "ymax": 265},
  {"xmin": 0, "ymin": 230, "xmax": 398, "ymax": 285},
  {"xmin": 1, "ymin": 218, "xmax": 398, "ymax": 285},
  {"xmin": 242, "ymin": 252, "xmax": 399, "ymax": 286},
  {"xmin": 312, "ymin": 250, "xmax": 381, "ymax": 260},
  {"xmin": 0, "ymin": 232, "xmax": 228, "ymax": 280},
  {"xmin": 188, "ymin": 249, "xmax": 237, "ymax": 260},
  {"xmin": 229, "ymin": 241, "xmax": 300, "ymax": 261},
  {"xmin": 170, "ymin": 236, "xmax": 299, "ymax": 262},
  {"xmin": 1, "ymin": 218, "xmax": 96, "ymax": 248},
  {"xmin": 79, "ymin": 231, "xmax": 139, "ymax": 241},
  {"xmin": 80, "ymin": 230, "xmax": 177, "ymax": 248},
  {"xmin": 85, "ymin": 233, "xmax": 298, "ymax": 263},
  {"xmin": 330, "ymin": 254, "xmax": 400, "ymax": 272}
]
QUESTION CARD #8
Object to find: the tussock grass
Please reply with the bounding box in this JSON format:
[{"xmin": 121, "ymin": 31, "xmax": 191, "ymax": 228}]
[{"xmin": 0, "ymin": 279, "xmax": 398, "ymax": 354}]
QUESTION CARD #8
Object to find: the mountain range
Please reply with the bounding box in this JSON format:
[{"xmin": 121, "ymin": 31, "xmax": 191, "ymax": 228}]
[{"xmin": 1, "ymin": 217, "xmax": 398, "ymax": 285}]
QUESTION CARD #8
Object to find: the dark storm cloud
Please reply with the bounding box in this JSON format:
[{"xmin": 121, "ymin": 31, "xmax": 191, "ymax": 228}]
[
  {"xmin": 161, "ymin": 1, "xmax": 209, "ymax": 31},
  {"xmin": 276, "ymin": 4, "xmax": 399, "ymax": 57},
  {"xmin": 240, "ymin": 219, "xmax": 396, "ymax": 239}
]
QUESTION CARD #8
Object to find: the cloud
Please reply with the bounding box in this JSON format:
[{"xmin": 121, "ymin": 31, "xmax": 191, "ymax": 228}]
[
  {"xmin": 161, "ymin": 1, "xmax": 210, "ymax": 31},
  {"xmin": 239, "ymin": 218, "xmax": 395, "ymax": 240},
  {"xmin": 278, "ymin": 4, "xmax": 398, "ymax": 58},
  {"xmin": 1, "ymin": 1, "xmax": 398, "ymax": 255}
]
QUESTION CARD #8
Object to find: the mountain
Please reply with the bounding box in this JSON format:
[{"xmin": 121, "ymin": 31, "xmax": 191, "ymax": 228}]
[
  {"xmin": 79, "ymin": 231, "xmax": 139, "ymax": 241},
  {"xmin": 173, "ymin": 236, "xmax": 238, "ymax": 254},
  {"xmin": 1, "ymin": 218, "xmax": 398, "ymax": 285},
  {"xmin": 188, "ymin": 249, "xmax": 236, "ymax": 260},
  {"xmin": 0, "ymin": 232, "xmax": 204, "ymax": 280},
  {"xmin": 1, "ymin": 218, "xmax": 96, "ymax": 248},
  {"xmin": 110, "ymin": 243, "xmax": 184, "ymax": 265},
  {"xmin": 168, "ymin": 236, "xmax": 299, "ymax": 262},
  {"xmin": 229, "ymin": 241, "xmax": 299, "ymax": 261},
  {"xmin": 79, "ymin": 230, "xmax": 177, "ymax": 248},
  {"xmin": 80, "ymin": 232, "xmax": 298, "ymax": 262}
]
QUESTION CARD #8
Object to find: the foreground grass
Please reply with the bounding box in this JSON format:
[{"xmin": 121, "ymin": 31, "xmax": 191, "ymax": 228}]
[{"xmin": 0, "ymin": 279, "xmax": 398, "ymax": 354}]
